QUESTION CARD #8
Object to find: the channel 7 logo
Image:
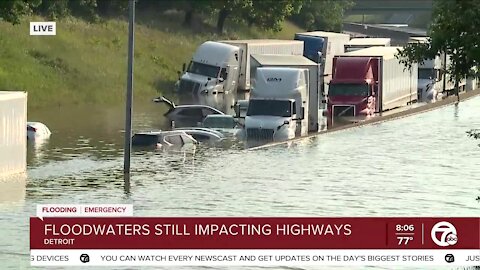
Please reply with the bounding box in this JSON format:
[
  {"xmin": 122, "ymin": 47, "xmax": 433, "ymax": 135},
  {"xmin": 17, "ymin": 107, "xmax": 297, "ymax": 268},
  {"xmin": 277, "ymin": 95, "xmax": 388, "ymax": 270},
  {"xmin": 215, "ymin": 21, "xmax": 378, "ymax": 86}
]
[{"xmin": 431, "ymin": 221, "xmax": 458, "ymax": 247}]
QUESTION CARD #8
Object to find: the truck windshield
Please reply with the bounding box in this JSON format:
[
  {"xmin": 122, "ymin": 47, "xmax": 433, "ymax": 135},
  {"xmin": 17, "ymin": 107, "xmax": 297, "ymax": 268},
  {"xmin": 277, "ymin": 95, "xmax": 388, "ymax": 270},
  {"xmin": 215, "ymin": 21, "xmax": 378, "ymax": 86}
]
[
  {"xmin": 329, "ymin": 84, "xmax": 368, "ymax": 96},
  {"xmin": 418, "ymin": 68, "xmax": 435, "ymax": 79},
  {"xmin": 247, "ymin": 100, "xmax": 292, "ymax": 117},
  {"xmin": 187, "ymin": 61, "xmax": 220, "ymax": 78}
]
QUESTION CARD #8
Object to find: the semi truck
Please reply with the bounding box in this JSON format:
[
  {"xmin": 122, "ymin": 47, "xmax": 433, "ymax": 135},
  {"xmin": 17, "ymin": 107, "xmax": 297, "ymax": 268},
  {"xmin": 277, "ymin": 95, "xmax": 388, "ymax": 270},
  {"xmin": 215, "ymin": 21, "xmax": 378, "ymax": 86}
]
[
  {"xmin": 176, "ymin": 40, "xmax": 304, "ymax": 96},
  {"xmin": 327, "ymin": 46, "xmax": 418, "ymax": 127},
  {"xmin": 408, "ymin": 37, "xmax": 466, "ymax": 101},
  {"xmin": 344, "ymin": 38, "xmax": 391, "ymax": 52},
  {"xmin": 249, "ymin": 54, "xmax": 326, "ymax": 132},
  {"xmin": 293, "ymin": 31, "xmax": 351, "ymax": 98},
  {"xmin": 244, "ymin": 67, "xmax": 309, "ymax": 141}
]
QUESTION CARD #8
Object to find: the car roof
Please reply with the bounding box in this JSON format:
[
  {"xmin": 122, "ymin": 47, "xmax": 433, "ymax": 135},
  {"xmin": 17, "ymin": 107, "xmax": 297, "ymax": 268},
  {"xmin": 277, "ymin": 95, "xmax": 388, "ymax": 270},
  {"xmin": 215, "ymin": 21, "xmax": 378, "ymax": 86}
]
[
  {"xmin": 174, "ymin": 127, "xmax": 224, "ymax": 137},
  {"xmin": 174, "ymin": 104, "xmax": 224, "ymax": 112},
  {"xmin": 204, "ymin": 114, "xmax": 234, "ymax": 119}
]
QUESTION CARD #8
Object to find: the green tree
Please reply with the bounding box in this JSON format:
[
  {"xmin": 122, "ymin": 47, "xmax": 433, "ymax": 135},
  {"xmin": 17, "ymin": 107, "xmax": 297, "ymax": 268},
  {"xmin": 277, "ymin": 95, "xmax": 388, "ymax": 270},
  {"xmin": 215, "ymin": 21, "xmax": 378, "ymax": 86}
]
[
  {"xmin": 244, "ymin": 0, "xmax": 303, "ymax": 32},
  {"xmin": 169, "ymin": 0, "xmax": 211, "ymax": 27},
  {"xmin": 35, "ymin": 0, "xmax": 69, "ymax": 19},
  {"xmin": 211, "ymin": 0, "xmax": 304, "ymax": 34},
  {"xmin": 96, "ymin": 0, "xmax": 128, "ymax": 17},
  {"xmin": 212, "ymin": 0, "xmax": 252, "ymax": 34},
  {"xmin": 291, "ymin": 0, "xmax": 354, "ymax": 32},
  {"xmin": 67, "ymin": 0, "xmax": 99, "ymax": 21},
  {"xmin": 0, "ymin": 0, "xmax": 41, "ymax": 24},
  {"xmin": 396, "ymin": 0, "xmax": 480, "ymax": 101}
]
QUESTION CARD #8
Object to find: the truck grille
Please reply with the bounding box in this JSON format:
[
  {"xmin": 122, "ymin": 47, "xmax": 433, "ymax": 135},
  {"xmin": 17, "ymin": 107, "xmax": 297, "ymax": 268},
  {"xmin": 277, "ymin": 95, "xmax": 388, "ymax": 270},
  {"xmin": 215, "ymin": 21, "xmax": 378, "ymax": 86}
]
[
  {"xmin": 333, "ymin": 105, "xmax": 355, "ymax": 117},
  {"xmin": 178, "ymin": 79, "xmax": 201, "ymax": 95},
  {"xmin": 246, "ymin": 128, "xmax": 274, "ymax": 141}
]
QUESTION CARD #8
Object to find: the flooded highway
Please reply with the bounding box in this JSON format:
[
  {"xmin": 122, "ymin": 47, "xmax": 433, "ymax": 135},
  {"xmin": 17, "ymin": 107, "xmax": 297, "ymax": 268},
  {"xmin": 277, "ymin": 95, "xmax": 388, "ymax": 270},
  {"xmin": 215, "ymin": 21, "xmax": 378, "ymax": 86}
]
[{"xmin": 1, "ymin": 94, "xmax": 479, "ymax": 270}]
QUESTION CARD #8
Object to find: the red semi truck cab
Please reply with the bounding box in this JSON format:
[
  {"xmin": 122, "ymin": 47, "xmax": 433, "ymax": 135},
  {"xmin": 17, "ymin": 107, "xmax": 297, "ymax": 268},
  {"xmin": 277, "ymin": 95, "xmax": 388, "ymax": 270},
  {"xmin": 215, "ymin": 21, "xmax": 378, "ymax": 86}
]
[{"xmin": 327, "ymin": 56, "xmax": 379, "ymax": 127}]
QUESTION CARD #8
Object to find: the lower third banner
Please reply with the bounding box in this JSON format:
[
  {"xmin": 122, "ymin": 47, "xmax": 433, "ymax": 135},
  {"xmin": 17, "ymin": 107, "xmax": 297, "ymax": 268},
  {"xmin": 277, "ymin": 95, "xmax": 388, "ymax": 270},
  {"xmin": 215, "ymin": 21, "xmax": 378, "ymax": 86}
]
[{"xmin": 30, "ymin": 217, "xmax": 480, "ymax": 266}]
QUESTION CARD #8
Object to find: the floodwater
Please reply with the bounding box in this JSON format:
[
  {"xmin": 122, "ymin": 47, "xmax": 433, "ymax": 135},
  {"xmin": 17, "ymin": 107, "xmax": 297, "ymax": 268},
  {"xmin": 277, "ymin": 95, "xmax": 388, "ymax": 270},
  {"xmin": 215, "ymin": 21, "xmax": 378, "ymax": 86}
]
[{"xmin": 1, "ymin": 94, "xmax": 480, "ymax": 270}]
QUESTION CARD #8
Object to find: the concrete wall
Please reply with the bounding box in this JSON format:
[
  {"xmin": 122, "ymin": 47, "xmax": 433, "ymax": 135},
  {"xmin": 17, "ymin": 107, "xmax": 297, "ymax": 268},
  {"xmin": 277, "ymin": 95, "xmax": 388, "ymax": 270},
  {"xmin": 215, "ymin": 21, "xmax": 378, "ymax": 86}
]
[{"xmin": 0, "ymin": 91, "xmax": 27, "ymax": 176}]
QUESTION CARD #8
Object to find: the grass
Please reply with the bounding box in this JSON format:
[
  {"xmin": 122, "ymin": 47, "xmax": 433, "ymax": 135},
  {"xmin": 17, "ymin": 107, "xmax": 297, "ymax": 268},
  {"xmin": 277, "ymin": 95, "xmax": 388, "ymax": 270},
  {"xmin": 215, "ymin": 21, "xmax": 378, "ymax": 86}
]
[{"xmin": 0, "ymin": 10, "xmax": 303, "ymax": 109}]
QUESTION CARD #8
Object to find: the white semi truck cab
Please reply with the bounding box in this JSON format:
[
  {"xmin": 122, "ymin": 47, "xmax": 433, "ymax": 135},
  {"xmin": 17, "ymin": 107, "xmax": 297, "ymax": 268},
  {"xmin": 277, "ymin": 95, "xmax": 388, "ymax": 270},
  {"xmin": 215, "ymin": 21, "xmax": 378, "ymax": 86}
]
[
  {"xmin": 177, "ymin": 40, "xmax": 304, "ymax": 97},
  {"xmin": 176, "ymin": 41, "xmax": 241, "ymax": 95},
  {"xmin": 244, "ymin": 67, "xmax": 309, "ymax": 141}
]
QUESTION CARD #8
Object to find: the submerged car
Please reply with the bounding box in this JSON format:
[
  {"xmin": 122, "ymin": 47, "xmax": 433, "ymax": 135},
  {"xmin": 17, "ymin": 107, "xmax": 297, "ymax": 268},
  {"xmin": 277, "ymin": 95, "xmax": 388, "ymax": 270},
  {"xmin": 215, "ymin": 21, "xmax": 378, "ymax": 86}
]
[
  {"xmin": 153, "ymin": 96, "xmax": 225, "ymax": 128},
  {"xmin": 27, "ymin": 122, "xmax": 51, "ymax": 140},
  {"xmin": 173, "ymin": 127, "xmax": 225, "ymax": 142},
  {"xmin": 132, "ymin": 130, "xmax": 197, "ymax": 148},
  {"xmin": 201, "ymin": 115, "xmax": 243, "ymax": 136}
]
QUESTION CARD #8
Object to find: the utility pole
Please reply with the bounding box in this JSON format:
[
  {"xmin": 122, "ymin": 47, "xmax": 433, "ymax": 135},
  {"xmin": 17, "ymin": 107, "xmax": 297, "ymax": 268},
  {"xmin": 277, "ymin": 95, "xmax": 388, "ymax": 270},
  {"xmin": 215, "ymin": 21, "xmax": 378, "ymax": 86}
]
[
  {"xmin": 124, "ymin": 0, "xmax": 135, "ymax": 175},
  {"xmin": 442, "ymin": 52, "xmax": 447, "ymax": 96}
]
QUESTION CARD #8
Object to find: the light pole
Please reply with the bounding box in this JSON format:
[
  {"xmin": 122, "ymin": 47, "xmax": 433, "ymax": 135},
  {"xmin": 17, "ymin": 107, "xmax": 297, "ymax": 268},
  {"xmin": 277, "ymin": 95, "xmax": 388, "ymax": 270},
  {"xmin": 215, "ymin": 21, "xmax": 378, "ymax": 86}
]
[{"xmin": 124, "ymin": 0, "xmax": 135, "ymax": 176}]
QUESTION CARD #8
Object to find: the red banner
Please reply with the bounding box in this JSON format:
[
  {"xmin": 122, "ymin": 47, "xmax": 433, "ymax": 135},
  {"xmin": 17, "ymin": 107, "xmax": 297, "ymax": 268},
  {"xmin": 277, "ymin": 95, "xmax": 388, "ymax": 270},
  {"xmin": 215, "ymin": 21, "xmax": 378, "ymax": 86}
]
[{"xmin": 30, "ymin": 217, "xmax": 480, "ymax": 250}]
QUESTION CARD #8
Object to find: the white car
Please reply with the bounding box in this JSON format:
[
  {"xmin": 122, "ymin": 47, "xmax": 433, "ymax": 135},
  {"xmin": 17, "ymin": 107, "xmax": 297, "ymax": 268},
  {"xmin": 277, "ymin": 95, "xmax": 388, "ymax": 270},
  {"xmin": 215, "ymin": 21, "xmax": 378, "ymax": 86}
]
[
  {"xmin": 173, "ymin": 127, "xmax": 225, "ymax": 142},
  {"xmin": 27, "ymin": 122, "xmax": 51, "ymax": 140},
  {"xmin": 132, "ymin": 130, "xmax": 197, "ymax": 148}
]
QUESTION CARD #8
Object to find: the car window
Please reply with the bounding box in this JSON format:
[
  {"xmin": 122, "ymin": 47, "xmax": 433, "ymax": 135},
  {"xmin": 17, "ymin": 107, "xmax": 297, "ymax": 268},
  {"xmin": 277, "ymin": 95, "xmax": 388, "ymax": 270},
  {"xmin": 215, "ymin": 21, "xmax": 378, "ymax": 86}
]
[
  {"xmin": 163, "ymin": 135, "xmax": 184, "ymax": 145},
  {"xmin": 191, "ymin": 134, "xmax": 210, "ymax": 141},
  {"xmin": 178, "ymin": 108, "xmax": 203, "ymax": 117},
  {"xmin": 220, "ymin": 68, "xmax": 227, "ymax": 80},
  {"xmin": 202, "ymin": 108, "xmax": 221, "ymax": 116}
]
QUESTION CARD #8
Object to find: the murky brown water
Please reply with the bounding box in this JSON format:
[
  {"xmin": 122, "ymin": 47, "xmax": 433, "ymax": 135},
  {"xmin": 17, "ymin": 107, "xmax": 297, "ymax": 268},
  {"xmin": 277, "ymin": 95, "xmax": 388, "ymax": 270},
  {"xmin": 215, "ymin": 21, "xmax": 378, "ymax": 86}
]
[{"xmin": 1, "ymin": 94, "xmax": 479, "ymax": 270}]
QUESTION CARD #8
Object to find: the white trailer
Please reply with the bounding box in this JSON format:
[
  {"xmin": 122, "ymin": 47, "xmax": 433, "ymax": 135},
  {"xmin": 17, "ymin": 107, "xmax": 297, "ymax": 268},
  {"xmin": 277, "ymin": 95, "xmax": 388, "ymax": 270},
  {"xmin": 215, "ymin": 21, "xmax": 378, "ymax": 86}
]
[
  {"xmin": 408, "ymin": 37, "xmax": 466, "ymax": 100},
  {"xmin": 344, "ymin": 38, "xmax": 391, "ymax": 52},
  {"xmin": 250, "ymin": 54, "xmax": 325, "ymax": 132},
  {"xmin": 341, "ymin": 46, "xmax": 418, "ymax": 111},
  {"xmin": 220, "ymin": 40, "xmax": 304, "ymax": 91}
]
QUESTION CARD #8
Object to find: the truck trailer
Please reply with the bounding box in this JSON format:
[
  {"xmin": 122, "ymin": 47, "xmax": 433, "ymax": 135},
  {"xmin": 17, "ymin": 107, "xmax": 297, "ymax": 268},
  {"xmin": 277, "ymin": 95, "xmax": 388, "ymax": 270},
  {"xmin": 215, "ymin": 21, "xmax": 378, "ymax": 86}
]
[
  {"xmin": 176, "ymin": 40, "xmax": 304, "ymax": 97},
  {"xmin": 344, "ymin": 38, "xmax": 391, "ymax": 52},
  {"xmin": 328, "ymin": 47, "xmax": 418, "ymax": 127},
  {"xmin": 293, "ymin": 31, "xmax": 351, "ymax": 98},
  {"xmin": 244, "ymin": 67, "xmax": 309, "ymax": 141},
  {"xmin": 408, "ymin": 37, "xmax": 466, "ymax": 101},
  {"xmin": 250, "ymin": 54, "xmax": 325, "ymax": 132}
]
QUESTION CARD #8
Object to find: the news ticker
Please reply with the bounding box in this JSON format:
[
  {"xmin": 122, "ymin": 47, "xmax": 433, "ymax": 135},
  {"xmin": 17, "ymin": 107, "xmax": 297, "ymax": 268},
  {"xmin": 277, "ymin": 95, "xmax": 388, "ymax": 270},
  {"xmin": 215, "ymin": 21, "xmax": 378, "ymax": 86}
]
[
  {"xmin": 31, "ymin": 204, "xmax": 480, "ymax": 266},
  {"xmin": 30, "ymin": 250, "xmax": 480, "ymax": 266}
]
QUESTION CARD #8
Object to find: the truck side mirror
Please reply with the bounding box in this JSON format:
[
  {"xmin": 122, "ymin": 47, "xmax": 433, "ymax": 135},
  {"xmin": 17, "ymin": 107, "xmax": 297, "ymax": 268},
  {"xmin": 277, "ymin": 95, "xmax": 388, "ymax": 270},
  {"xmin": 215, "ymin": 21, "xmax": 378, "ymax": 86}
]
[
  {"xmin": 182, "ymin": 63, "xmax": 186, "ymax": 72},
  {"xmin": 277, "ymin": 121, "xmax": 289, "ymax": 130}
]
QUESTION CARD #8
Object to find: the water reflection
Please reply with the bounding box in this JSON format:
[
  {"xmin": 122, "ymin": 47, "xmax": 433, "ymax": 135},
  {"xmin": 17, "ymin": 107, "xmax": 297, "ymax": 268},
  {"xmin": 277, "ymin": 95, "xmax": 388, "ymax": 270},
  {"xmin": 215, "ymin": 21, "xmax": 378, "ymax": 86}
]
[
  {"xmin": 0, "ymin": 173, "xmax": 26, "ymax": 209},
  {"xmin": 26, "ymin": 138, "xmax": 50, "ymax": 164}
]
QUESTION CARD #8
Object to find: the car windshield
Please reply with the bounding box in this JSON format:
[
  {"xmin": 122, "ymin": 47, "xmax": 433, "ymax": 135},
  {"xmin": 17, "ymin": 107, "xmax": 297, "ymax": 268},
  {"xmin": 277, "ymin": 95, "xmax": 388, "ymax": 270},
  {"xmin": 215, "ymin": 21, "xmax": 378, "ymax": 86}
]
[
  {"xmin": 247, "ymin": 100, "xmax": 292, "ymax": 117},
  {"xmin": 418, "ymin": 68, "xmax": 435, "ymax": 79},
  {"xmin": 203, "ymin": 117, "xmax": 236, "ymax": 128},
  {"xmin": 329, "ymin": 84, "xmax": 369, "ymax": 96},
  {"xmin": 187, "ymin": 61, "xmax": 220, "ymax": 78}
]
